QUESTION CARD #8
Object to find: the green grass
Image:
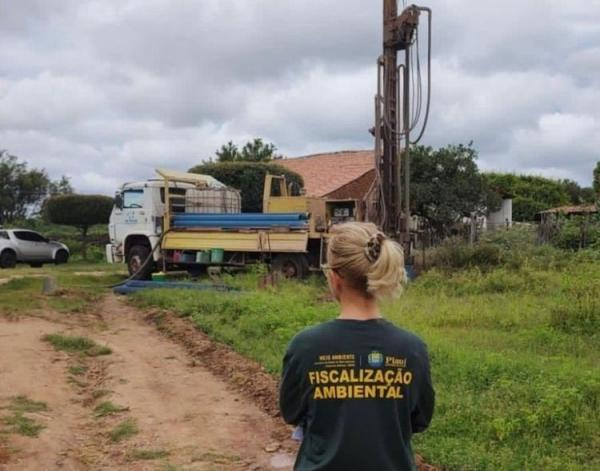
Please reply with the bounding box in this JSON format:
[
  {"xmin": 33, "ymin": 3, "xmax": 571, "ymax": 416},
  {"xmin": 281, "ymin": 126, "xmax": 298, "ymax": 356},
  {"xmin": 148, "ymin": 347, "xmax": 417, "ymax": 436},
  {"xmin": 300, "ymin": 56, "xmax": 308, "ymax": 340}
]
[
  {"xmin": 129, "ymin": 448, "xmax": 170, "ymax": 460},
  {"xmin": 1, "ymin": 396, "xmax": 49, "ymax": 438},
  {"xmin": 0, "ymin": 262, "xmax": 126, "ymax": 316},
  {"xmin": 91, "ymin": 389, "xmax": 112, "ymax": 400},
  {"xmin": 68, "ymin": 365, "xmax": 89, "ymax": 376},
  {"xmin": 135, "ymin": 251, "xmax": 600, "ymax": 471},
  {"xmin": 93, "ymin": 401, "xmax": 128, "ymax": 418},
  {"xmin": 109, "ymin": 418, "xmax": 138, "ymax": 443},
  {"xmin": 2, "ymin": 414, "xmax": 45, "ymax": 437},
  {"xmin": 43, "ymin": 333, "xmax": 112, "ymax": 356},
  {"xmin": 7, "ymin": 396, "xmax": 48, "ymax": 414}
]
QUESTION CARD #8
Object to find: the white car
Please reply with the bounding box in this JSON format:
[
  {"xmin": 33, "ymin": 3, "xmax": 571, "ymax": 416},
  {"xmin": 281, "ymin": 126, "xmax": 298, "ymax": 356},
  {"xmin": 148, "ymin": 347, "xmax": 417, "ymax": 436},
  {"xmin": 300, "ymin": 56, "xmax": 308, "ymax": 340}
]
[{"xmin": 0, "ymin": 229, "xmax": 70, "ymax": 268}]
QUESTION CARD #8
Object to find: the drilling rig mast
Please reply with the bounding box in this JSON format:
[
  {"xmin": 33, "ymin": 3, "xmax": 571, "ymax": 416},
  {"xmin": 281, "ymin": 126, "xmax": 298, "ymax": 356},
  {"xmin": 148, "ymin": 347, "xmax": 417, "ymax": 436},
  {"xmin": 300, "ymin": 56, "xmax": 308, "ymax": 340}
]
[{"xmin": 373, "ymin": 1, "xmax": 431, "ymax": 258}]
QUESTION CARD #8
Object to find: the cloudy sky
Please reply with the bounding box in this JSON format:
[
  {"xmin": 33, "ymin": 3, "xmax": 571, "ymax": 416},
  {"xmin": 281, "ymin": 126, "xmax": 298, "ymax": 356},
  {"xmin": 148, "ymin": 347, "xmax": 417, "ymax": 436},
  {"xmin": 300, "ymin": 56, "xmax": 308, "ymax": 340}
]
[{"xmin": 1, "ymin": 0, "xmax": 599, "ymax": 193}]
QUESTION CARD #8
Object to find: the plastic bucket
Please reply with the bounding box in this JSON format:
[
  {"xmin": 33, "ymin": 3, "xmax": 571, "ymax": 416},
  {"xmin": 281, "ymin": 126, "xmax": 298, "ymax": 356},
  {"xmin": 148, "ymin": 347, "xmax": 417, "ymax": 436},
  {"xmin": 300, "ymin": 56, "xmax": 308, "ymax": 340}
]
[
  {"xmin": 196, "ymin": 251, "xmax": 211, "ymax": 264},
  {"xmin": 210, "ymin": 248, "xmax": 224, "ymax": 264},
  {"xmin": 182, "ymin": 251, "xmax": 196, "ymax": 263}
]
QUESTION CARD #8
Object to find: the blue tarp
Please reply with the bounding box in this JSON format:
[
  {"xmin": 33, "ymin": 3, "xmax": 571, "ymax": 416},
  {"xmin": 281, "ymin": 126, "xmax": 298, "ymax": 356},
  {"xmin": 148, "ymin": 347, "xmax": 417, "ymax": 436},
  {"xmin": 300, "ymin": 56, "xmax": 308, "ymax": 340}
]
[{"xmin": 113, "ymin": 280, "xmax": 239, "ymax": 295}]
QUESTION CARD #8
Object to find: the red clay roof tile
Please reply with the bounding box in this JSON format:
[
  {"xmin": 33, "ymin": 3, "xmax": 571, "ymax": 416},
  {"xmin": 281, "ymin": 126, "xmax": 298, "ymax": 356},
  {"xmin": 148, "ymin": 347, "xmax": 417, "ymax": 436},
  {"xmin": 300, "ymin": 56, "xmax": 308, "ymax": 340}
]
[{"xmin": 279, "ymin": 150, "xmax": 375, "ymax": 197}]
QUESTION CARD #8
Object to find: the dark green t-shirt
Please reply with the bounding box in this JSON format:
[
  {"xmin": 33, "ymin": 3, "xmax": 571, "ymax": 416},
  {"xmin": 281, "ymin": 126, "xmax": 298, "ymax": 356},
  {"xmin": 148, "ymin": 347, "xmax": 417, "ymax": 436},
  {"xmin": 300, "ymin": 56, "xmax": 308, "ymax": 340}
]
[{"xmin": 279, "ymin": 318, "xmax": 434, "ymax": 471}]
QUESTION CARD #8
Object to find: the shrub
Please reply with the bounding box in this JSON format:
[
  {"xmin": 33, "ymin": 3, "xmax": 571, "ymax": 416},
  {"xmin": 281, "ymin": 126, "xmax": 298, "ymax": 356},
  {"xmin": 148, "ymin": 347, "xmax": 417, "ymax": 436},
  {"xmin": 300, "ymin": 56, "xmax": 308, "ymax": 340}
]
[
  {"xmin": 550, "ymin": 298, "xmax": 600, "ymax": 335},
  {"xmin": 45, "ymin": 194, "xmax": 114, "ymax": 259},
  {"xmin": 188, "ymin": 162, "xmax": 304, "ymax": 212},
  {"xmin": 551, "ymin": 216, "xmax": 600, "ymax": 250},
  {"xmin": 430, "ymin": 239, "xmax": 502, "ymax": 270}
]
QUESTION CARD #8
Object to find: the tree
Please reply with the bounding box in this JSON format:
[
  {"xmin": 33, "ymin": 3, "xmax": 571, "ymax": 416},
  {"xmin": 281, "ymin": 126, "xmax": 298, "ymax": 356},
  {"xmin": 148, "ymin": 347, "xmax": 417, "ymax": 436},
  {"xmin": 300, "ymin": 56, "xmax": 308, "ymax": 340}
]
[
  {"xmin": 0, "ymin": 150, "xmax": 51, "ymax": 223},
  {"xmin": 0, "ymin": 150, "xmax": 74, "ymax": 223},
  {"xmin": 48, "ymin": 176, "xmax": 74, "ymax": 195},
  {"xmin": 45, "ymin": 194, "xmax": 113, "ymax": 259},
  {"xmin": 214, "ymin": 138, "xmax": 281, "ymax": 163},
  {"xmin": 594, "ymin": 162, "xmax": 600, "ymax": 200},
  {"xmin": 410, "ymin": 144, "xmax": 501, "ymax": 236},
  {"xmin": 240, "ymin": 138, "xmax": 281, "ymax": 162},
  {"xmin": 560, "ymin": 179, "xmax": 595, "ymax": 205},
  {"xmin": 215, "ymin": 141, "xmax": 239, "ymax": 162},
  {"xmin": 485, "ymin": 173, "xmax": 572, "ymax": 221},
  {"xmin": 189, "ymin": 162, "xmax": 303, "ymax": 212}
]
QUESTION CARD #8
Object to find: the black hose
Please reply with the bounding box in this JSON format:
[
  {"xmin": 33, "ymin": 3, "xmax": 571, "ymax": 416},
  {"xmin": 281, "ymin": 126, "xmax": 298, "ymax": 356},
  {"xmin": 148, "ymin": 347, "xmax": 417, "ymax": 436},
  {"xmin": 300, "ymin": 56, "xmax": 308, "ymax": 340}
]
[
  {"xmin": 109, "ymin": 231, "xmax": 168, "ymax": 288},
  {"xmin": 411, "ymin": 7, "xmax": 432, "ymax": 145}
]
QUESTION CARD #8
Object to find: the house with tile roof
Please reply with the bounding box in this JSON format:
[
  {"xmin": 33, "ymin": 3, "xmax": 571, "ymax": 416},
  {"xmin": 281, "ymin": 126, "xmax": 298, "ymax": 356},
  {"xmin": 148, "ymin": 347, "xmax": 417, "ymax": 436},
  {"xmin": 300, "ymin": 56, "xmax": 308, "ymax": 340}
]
[{"xmin": 278, "ymin": 150, "xmax": 375, "ymax": 200}]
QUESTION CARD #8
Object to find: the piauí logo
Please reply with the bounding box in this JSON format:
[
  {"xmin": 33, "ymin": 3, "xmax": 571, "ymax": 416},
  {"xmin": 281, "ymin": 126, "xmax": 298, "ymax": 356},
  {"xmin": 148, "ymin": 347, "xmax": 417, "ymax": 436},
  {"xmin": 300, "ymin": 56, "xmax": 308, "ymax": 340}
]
[{"xmin": 367, "ymin": 351, "xmax": 384, "ymax": 368}]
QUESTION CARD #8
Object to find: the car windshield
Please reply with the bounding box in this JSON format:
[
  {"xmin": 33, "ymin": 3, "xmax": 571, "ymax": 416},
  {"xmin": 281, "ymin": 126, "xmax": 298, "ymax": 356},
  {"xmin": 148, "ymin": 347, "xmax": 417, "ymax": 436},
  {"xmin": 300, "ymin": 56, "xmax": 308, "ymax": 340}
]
[{"xmin": 0, "ymin": 231, "xmax": 8, "ymax": 240}]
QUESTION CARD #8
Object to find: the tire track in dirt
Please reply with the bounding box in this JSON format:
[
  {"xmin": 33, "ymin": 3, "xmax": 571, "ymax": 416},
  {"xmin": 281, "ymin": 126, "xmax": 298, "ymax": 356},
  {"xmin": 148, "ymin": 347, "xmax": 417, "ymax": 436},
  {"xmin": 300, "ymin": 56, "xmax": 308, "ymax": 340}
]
[
  {"xmin": 1, "ymin": 293, "xmax": 436, "ymax": 471},
  {"xmin": 0, "ymin": 317, "xmax": 90, "ymax": 470},
  {"xmin": 0, "ymin": 296, "xmax": 296, "ymax": 470},
  {"xmin": 91, "ymin": 295, "xmax": 293, "ymax": 470}
]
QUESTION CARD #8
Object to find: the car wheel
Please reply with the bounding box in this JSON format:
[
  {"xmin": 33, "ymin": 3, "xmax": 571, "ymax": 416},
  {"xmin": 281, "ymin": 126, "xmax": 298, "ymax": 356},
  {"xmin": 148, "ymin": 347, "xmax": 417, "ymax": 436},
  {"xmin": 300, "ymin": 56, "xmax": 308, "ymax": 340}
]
[
  {"xmin": 54, "ymin": 250, "xmax": 69, "ymax": 265},
  {"xmin": 127, "ymin": 245, "xmax": 153, "ymax": 280},
  {"xmin": 0, "ymin": 250, "xmax": 17, "ymax": 269},
  {"xmin": 29, "ymin": 262, "xmax": 43, "ymax": 268},
  {"xmin": 272, "ymin": 254, "xmax": 309, "ymax": 279}
]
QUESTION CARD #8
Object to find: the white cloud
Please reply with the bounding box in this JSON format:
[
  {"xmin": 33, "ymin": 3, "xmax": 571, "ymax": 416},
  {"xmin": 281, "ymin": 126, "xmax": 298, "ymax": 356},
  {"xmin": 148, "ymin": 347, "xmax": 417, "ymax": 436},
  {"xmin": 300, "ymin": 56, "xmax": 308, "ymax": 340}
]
[{"xmin": 0, "ymin": 0, "xmax": 598, "ymax": 194}]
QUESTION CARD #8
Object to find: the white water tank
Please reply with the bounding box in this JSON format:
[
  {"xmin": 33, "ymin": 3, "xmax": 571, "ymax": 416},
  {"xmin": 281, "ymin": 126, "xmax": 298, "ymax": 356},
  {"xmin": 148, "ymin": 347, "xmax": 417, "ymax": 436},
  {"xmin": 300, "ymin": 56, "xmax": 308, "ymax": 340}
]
[{"xmin": 184, "ymin": 187, "xmax": 241, "ymax": 213}]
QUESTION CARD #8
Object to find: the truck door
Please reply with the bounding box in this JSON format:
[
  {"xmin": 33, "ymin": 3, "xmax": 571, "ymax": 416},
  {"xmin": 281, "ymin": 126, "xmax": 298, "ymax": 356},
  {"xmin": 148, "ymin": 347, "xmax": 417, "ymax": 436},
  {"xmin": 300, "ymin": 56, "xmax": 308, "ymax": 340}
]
[{"xmin": 121, "ymin": 188, "xmax": 145, "ymax": 224}]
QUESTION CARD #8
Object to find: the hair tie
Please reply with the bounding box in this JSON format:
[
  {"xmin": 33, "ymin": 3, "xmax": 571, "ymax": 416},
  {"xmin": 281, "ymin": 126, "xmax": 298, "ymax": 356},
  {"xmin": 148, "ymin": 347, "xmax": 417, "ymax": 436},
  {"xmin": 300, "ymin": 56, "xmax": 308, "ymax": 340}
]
[{"xmin": 365, "ymin": 232, "xmax": 385, "ymax": 262}]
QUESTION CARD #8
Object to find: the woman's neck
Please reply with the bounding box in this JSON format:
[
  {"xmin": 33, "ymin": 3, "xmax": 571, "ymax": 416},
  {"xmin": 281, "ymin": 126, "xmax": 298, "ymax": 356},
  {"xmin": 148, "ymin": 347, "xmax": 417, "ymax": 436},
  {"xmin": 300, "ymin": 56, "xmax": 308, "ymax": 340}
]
[{"xmin": 337, "ymin": 289, "xmax": 381, "ymax": 320}]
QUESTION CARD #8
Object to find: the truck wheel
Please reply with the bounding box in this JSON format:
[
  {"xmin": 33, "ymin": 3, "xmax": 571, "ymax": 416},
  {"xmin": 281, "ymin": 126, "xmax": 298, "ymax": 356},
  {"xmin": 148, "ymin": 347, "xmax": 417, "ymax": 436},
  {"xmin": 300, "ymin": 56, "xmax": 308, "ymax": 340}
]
[
  {"xmin": 0, "ymin": 250, "xmax": 17, "ymax": 269},
  {"xmin": 54, "ymin": 250, "xmax": 69, "ymax": 265},
  {"xmin": 127, "ymin": 245, "xmax": 153, "ymax": 280},
  {"xmin": 186, "ymin": 266, "xmax": 207, "ymax": 278},
  {"xmin": 272, "ymin": 254, "xmax": 309, "ymax": 279}
]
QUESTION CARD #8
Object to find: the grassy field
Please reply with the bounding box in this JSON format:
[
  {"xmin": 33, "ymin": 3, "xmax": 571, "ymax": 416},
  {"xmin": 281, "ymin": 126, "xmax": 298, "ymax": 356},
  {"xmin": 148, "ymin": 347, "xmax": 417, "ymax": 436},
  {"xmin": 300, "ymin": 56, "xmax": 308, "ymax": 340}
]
[
  {"xmin": 135, "ymin": 247, "xmax": 600, "ymax": 470},
  {"xmin": 0, "ymin": 262, "xmax": 125, "ymax": 316},
  {"xmin": 2, "ymin": 234, "xmax": 598, "ymax": 470}
]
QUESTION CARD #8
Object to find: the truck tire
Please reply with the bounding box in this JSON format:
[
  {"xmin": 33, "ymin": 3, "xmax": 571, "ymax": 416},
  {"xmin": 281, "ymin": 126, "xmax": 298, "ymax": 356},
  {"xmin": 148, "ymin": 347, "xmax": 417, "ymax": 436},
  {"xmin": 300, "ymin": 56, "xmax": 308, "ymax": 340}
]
[
  {"xmin": 186, "ymin": 266, "xmax": 207, "ymax": 278},
  {"xmin": 127, "ymin": 245, "xmax": 153, "ymax": 280},
  {"xmin": 54, "ymin": 250, "xmax": 69, "ymax": 265},
  {"xmin": 0, "ymin": 250, "xmax": 17, "ymax": 269},
  {"xmin": 272, "ymin": 253, "xmax": 309, "ymax": 279}
]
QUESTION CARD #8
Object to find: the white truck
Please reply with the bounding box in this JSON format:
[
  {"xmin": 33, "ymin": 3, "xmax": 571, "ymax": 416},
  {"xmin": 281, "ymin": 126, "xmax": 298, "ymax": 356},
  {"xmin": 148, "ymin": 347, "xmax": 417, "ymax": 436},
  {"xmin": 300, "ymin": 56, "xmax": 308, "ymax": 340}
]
[{"xmin": 106, "ymin": 169, "xmax": 343, "ymax": 279}]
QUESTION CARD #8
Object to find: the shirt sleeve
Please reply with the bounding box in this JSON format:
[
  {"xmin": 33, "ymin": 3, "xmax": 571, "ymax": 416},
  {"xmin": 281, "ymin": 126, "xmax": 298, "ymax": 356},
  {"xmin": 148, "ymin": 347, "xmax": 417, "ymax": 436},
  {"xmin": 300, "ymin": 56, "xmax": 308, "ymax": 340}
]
[
  {"xmin": 279, "ymin": 337, "xmax": 310, "ymax": 426},
  {"xmin": 410, "ymin": 345, "xmax": 435, "ymax": 433}
]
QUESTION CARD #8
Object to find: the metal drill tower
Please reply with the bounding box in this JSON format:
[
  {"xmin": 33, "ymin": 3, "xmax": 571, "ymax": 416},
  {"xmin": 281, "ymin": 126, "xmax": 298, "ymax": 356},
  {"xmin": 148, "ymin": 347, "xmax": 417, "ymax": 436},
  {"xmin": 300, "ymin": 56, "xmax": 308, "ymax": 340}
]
[{"xmin": 373, "ymin": 2, "xmax": 431, "ymax": 255}]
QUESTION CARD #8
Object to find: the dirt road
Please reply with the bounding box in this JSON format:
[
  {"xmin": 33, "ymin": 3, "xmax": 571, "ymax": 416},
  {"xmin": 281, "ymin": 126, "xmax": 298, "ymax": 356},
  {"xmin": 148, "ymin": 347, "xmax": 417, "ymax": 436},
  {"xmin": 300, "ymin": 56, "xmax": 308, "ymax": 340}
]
[{"xmin": 0, "ymin": 295, "xmax": 296, "ymax": 470}]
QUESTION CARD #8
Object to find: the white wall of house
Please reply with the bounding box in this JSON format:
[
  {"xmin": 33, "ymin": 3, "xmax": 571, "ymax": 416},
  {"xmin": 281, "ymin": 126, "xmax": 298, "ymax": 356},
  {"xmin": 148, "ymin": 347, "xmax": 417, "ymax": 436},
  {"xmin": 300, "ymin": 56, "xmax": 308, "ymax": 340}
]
[{"xmin": 486, "ymin": 198, "xmax": 512, "ymax": 230}]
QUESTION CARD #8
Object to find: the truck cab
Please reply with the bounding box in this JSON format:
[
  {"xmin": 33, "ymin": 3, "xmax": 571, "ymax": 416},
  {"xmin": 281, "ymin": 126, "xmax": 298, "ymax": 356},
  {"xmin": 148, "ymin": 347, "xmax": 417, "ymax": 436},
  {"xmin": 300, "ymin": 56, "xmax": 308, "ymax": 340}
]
[
  {"xmin": 107, "ymin": 179, "xmax": 173, "ymax": 272},
  {"xmin": 107, "ymin": 171, "xmax": 241, "ymax": 278}
]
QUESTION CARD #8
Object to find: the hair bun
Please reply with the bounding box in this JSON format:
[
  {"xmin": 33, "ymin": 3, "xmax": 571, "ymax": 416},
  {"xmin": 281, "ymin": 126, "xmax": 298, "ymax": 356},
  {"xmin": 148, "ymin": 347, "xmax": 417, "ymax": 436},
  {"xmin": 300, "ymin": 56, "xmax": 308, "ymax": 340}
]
[{"xmin": 365, "ymin": 232, "xmax": 385, "ymax": 262}]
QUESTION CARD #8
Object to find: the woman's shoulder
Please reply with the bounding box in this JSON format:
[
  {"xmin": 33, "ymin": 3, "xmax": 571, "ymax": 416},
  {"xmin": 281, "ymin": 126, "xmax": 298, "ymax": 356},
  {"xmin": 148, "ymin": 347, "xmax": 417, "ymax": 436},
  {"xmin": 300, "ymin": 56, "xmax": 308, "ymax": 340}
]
[
  {"xmin": 378, "ymin": 320, "xmax": 429, "ymax": 353},
  {"xmin": 286, "ymin": 321, "xmax": 338, "ymax": 352}
]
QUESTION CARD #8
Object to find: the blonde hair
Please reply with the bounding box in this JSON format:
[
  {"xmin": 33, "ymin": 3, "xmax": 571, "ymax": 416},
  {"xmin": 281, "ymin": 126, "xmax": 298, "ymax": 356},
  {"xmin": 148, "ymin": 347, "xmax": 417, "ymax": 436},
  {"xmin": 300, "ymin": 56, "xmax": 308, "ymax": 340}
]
[{"xmin": 326, "ymin": 222, "xmax": 407, "ymax": 299}]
